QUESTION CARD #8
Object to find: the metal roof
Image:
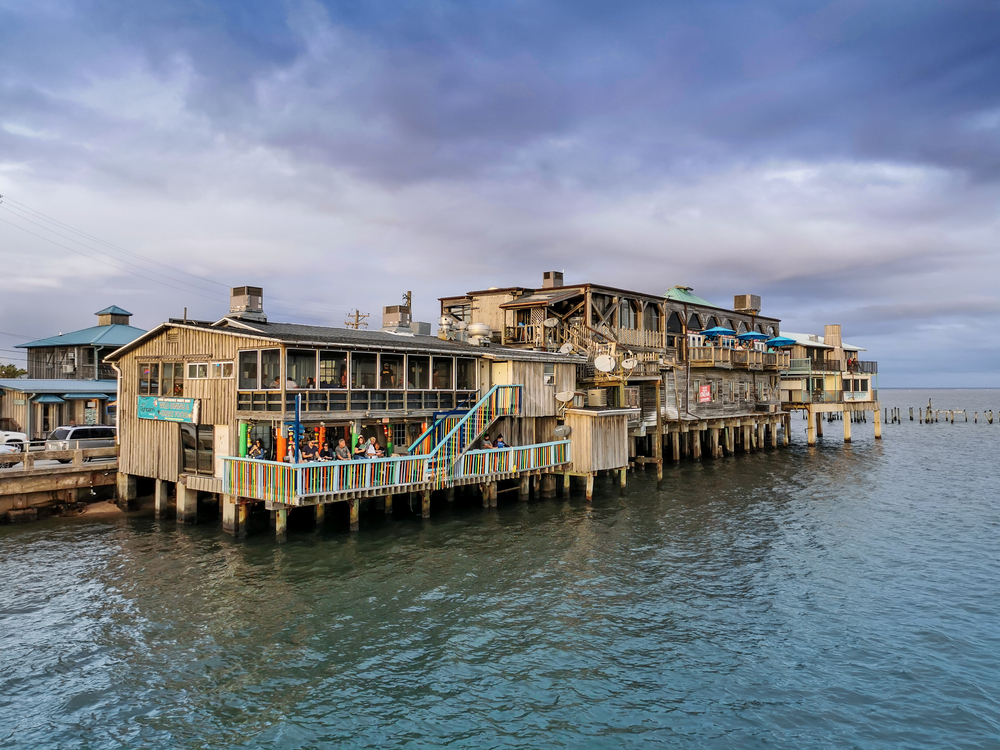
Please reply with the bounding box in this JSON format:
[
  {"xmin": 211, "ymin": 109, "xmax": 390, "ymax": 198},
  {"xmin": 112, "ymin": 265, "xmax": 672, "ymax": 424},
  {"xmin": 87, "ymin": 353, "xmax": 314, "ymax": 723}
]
[
  {"xmin": 662, "ymin": 286, "xmax": 721, "ymax": 308},
  {"xmin": 17, "ymin": 323, "xmax": 147, "ymax": 349},
  {"xmin": 96, "ymin": 305, "xmax": 132, "ymax": 316},
  {"xmin": 499, "ymin": 288, "xmax": 584, "ymax": 309},
  {"xmin": 780, "ymin": 331, "xmax": 867, "ymax": 352},
  {"xmin": 0, "ymin": 379, "xmax": 118, "ymax": 395}
]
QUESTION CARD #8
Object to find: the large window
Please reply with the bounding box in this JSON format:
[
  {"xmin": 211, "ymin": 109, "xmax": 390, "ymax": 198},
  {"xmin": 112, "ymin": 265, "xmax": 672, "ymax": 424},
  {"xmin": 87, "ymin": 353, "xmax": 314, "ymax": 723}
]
[
  {"xmin": 352, "ymin": 353, "xmax": 378, "ymax": 389},
  {"xmin": 380, "ymin": 354, "xmax": 404, "ymax": 389},
  {"xmin": 643, "ymin": 304, "xmax": 660, "ymax": 331},
  {"xmin": 319, "ymin": 351, "xmax": 347, "ymax": 389},
  {"xmin": 238, "ymin": 351, "xmax": 258, "ymax": 390},
  {"xmin": 138, "ymin": 363, "xmax": 158, "ymax": 395},
  {"xmin": 162, "ymin": 362, "xmax": 184, "ymax": 396},
  {"xmin": 261, "ymin": 350, "xmax": 281, "ymax": 389},
  {"xmin": 408, "ymin": 356, "xmax": 430, "ymax": 389},
  {"xmin": 180, "ymin": 423, "xmax": 214, "ymax": 476},
  {"xmin": 432, "ymin": 357, "xmax": 453, "ymax": 389},
  {"xmin": 687, "ymin": 313, "xmax": 702, "ymax": 331},
  {"xmin": 287, "ymin": 350, "xmax": 317, "ymax": 389},
  {"xmin": 619, "ymin": 300, "xmax": 637, "ymax": 330},
  {"xmin": 456, "ymin": 358, "xmax": 476, "ymax": 390}
]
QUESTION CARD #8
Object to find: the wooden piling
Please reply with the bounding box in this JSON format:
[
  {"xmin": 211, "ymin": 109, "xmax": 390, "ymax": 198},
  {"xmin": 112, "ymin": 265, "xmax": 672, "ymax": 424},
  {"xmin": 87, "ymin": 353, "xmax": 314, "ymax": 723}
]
[
  {"xmin": 672, "ymin": 432, "xmax": 681, "ymax": 462},
  {"xmin": 222, "ymin": 494, "xmax": 238, "ymax": 535},
  {"xmin": 275, "ymin": 506, "xmax": 288, "ymax": 541},
  {"xmin": 315, "ymin": 502, "xmax": 325, "ymax": 525},
  {"xmin": 176, "ymin": 481, "xmax": 196, "ymax": 524},
  {"xmin": 385, "ymin": 494, "xmax": 393, "ymax": 515},
  {"xmin": 542, "ymin": 473, "xmax": 557, "ymax": 499},
  {"xmin": 619, "ymin": 468, "xmax": 627, "ymax": 495},
  {"xmin": 807, "ymin": 408, "xmax": 817, "ymax": 446},
  {"xmin": 843, "ymin": 407, "xmax": 852, "ymax": 443},
  {"xmin": 563, "ymin": 473, "xmax": 571, "ymax": 497},
  {"xmin": 422, "ymin": 489, "xmax": 432, "ymax": 518},
  {"xmin": 519, "ymin": 476, "xmax": 530, "ymax": 502},
  {"xmin": 874, "ymin": 408, "xmax": 882, "ymax": 439},
  {"xmin": 585, "ymin": 473, "xmax": 595, "ymax": 502},
  {"xmin": 154, "ymin": 479, "xmax": 168, "ymax": 520},
  {"xmin": 350, "ymin": 498, "xmax": 360, "ymax": 530}
]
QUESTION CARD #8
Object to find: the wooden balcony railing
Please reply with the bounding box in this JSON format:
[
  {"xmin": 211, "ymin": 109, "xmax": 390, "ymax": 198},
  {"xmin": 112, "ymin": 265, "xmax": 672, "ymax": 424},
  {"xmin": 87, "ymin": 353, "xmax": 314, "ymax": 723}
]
[
  {"xmin": 764, "ymin": 352, "xmax": 791, "ymax": 369},
  {"xmin": 781, "ymin": 389, "xmax": 844, "ymax": 404},
  {"xmin": 689, "ymin": 346, "xmax": 732, "ymax": 368},
  {"xmin": 732, "ymin": 350, "xmax": 764, "ymax": 370}
]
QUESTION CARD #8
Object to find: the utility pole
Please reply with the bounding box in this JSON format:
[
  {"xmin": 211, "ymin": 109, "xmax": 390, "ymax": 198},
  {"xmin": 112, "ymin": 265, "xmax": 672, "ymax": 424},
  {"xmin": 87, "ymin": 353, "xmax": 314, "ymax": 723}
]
[
  {"xmin": 344, "ymin": 309, "xmax": 370, "ymax": 330},
  {"xmin": 403, "ymin": 291, "xmax": 412, "ymax": 309}
]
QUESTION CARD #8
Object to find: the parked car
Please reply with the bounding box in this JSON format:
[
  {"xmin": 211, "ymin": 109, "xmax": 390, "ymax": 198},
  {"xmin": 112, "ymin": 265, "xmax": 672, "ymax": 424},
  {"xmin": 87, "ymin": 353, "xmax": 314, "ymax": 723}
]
[
  {"xmin": 0, "ymin": 430, "xmax": 28, "ymax": 452},
  {"xmin": 45, "ymin": 426, "xmax": 117, "ymax": 462}
]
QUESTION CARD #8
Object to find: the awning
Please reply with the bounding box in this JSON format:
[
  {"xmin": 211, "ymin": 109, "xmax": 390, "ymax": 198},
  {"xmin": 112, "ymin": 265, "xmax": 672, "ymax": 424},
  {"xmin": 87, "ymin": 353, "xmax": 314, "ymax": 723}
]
[
  {"xmin": 62, "ymin": 393, "xmax": 111, "ymax": 399},
  {"xmin": 107, "ymin": 395, "xmax": 117, "ymax": 403},
  {"xmin": 33, "ymin": 395, "xmax": 65, "ymax": 404}
]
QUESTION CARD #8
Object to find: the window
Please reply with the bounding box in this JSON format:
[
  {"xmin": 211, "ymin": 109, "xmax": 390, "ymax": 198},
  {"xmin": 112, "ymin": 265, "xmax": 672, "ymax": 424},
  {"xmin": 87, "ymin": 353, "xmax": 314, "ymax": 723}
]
[
  {"xmin": 687, "ymin": 313, "xmax": 702, "ymax": 331},
  {"xmin": 260, "ymin": 349, "xmax": 281, "ymax": 389},
  {"xmin": 352, "ymin": 353, "xmax": 378, "ymax": 389},
  {"xmin": 408, "ymin": 355, "xmax": 430, "ymax": 389},
  {"xmin": 446, "ymin": 303, "xmax": 471, "ymax": 323},
  {"xmin": 187, "ymin": 362, "xmax": 208, "ymax": 379},
  {"xmin": 728, "ymin": 381, "xmax": 735, "ymax": 402},
  {"xmin": 377, "ymin": 354, "xmax": 404, "ymax": 389},
  {"xmin": 591, "ymin": 294, "xmax": 614, "ymax": 325},
  {"xmin": 210, "ymin": 362, "xmax": 234, "ymax": 379},
  {"xmin": 706, "ymin": 316, "xmax": 719, "ymax": 329},
  {"xmin": 859, "ymin": 379, "xmax": 869, "ymax": 392},
  {"xmin": 319, "ymin": 351, "xmax": 347, "ymax": 389},
  {"xmin": 543, "ymin": 362, "xmax": 555, "ymax": 386},
  {"xmin": 641, "ymin": 304, "xmax": 660, "ymax": 332},
  {"xmin": 737, "ymin": 321, "xmax": 748, "ymax": 334},
  {"xmin": 238, "ymin": 351, "xmax": 258, "ymax": 390},
  {"xmin": 138, "ymin": 363, "xmax": 159, "ymax": 395},
  {"xmin": 619, "ymin": 299, "xmax": 637, "ymax": 329},
  {"xmin": 180, "ymin": 424, "xmax": 214, "ymax": 476},
  {"xmin": 456, "ymin": 358, "xmax": 477, "ymax": 390},
  {"xmin": 162, "ymin": 362, "xmax": 184, "ymax": 396},
  {"xmin": 432, "ymin": 357, "xmax": 454, "ymax": 389},
  {"xmin": 287, "ymin": 350, "xmax": 317, "ymax": 389}
]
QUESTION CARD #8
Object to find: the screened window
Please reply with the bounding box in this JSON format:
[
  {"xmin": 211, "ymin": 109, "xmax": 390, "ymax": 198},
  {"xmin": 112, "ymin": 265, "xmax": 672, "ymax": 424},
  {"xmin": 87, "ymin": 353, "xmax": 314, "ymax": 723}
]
[
  {"xmin": 619, "ymin": 300, "xmax": 638, "ymax": 330},
  {"xmin": 859, "ymin": 379, "xmax": 869, "ymax": 392},
  {"xmin": 162, "ymin": 362, "xmax": 184, "ymax": 397},
  {"xmin": 238, "ymin": 351, "xmax": 258, "ymax": 390},
  {"xmin": 380, "ymin": 354, "xmax": 404, "ymax": 389},
  {"xmin": 706, "ymin": 316, "xmax": 719, "ymax": 329},
  {"xmin": 643, "ymin": 304, "xmax": 660, "ymax": 331},
  {"xmin": 180, "ymin": 424, "xmax": 214, "ymax": 476},
  {"xmin": 408, "ymin": 356, "xmax": 430, "ymax": 389},
  {"xmin": 352, "ymin": 353, "xmax": 378, "ymax": 389},
  {"xmin": 261, "ymin": 350, "xmax": 281, "ymax": 389},
  {"xmin": 287, "ymin": 350, "xmax": 317, "ymax": 389},
  {"xmin": 319, "ymin": 351, "xmax": 347, "ymax": 389},
  {"xmin": 138, "ymin": 363, "xmax": 158, "ymax": 395},
  {"xmin": 432, "ymin": 357, "xmax": 454, "ymax": 390},
  {"xmin": 456, "ymin": 358, "xmax": 477, "ymax": 390},
  {"xmin": 687, "ymin": 313, "xmax": 702, "ymax": 331}
]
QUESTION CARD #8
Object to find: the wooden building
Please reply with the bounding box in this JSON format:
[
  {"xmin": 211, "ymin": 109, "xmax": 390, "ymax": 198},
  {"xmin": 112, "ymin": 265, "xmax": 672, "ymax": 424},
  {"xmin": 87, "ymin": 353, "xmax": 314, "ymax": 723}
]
[
  {"xmin": 0, "ymin": 379, "xmax": 118, "ymax": 439},
  {"xmin": 105, "ymin": 287, "xmax": 629, "ymax": 538},
  {"xmin": 440, "ymin": 272, "xmax": 791, "ymax": 471},
  {"xmin": 779, "ymin": 325, "xmax": 881, "ymax": 444}
]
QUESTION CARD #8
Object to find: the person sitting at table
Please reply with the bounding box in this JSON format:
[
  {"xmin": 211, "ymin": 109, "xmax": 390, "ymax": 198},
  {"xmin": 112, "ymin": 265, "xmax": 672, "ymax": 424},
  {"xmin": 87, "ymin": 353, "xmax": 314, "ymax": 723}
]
[
  {"xmin": 365, "ymin": 436, "xmax": 379, "ymax": 459},
  {"xmin": 248, "ymin": 439, "xmax": 264, "ymax": 459},
  {"xmin": 482, "ymin": 435, "xmax": 493, "ymax": 449},
  {"xmin": 300, "ymin": 439, "xmax": 319, "ymax": 462},
  {"xmin": 495, "ymin": 434, "xmax": 508, "ymax": 448},
  {"xmin": 318, "ymin": 441, "xmax": 333, "ymax": 460},
  {"xmin": 353, "ymin": 438, "xmax": 368, "ymax": 460},
  {"xmin": 335, "ymin": 438, "xmax": 352, "ymax": 461}
]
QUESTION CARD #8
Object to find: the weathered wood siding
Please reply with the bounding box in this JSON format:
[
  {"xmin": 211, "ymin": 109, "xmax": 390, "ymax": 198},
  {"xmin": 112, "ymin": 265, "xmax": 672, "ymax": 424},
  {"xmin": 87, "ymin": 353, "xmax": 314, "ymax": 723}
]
[
  {"xmin": 116, "ymin": 326, "xmax": 275, "ymax": 481},
  {"xmin": 493, "ymin": 360, "xmax": 574, "ymax": 417},
  {"xmin": 565, "ymin": 409, "xmax": 629, "ymax": 473},
  {"xmin": 488, "ymin": 416, "xmax": 558, "ymax": 447},
  {"xmin": 473, "ymin": 292, "xmax": 518, "ymax": 337}
]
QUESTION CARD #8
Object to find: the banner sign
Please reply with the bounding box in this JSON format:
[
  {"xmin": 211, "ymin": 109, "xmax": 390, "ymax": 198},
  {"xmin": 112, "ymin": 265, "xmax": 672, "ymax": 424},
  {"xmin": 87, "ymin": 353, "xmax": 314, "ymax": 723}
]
[
  {"xmin": 138, "ymin": 396, "xmax": 200, "ymax": 423},
  {"xmin": 698, "ymin": 384, "xmax": 712, "ymax": 404}
]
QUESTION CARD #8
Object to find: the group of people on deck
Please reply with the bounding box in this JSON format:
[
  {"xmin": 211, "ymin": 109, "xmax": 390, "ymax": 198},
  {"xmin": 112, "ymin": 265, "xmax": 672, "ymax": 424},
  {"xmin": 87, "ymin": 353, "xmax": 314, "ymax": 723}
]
[{"xmin": 247, "ymin": 431, "xmax": 512, "ymax": 464}]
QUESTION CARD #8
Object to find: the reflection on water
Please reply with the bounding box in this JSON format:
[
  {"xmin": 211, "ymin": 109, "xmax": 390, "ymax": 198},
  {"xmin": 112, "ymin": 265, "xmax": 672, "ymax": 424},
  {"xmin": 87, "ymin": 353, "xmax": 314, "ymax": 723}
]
[{"xmin": 2, "ymin": 390, "xmax": 999, "ymax": 748}]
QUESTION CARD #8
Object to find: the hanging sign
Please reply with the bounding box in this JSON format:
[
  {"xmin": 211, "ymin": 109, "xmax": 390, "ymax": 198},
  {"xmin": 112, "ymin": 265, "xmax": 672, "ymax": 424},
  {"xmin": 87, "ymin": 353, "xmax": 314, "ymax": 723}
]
[
  {"xmin": 137, "ymin": 396, "xmax": 200, "ymax": 423},
  {"xmin": 698, "ymin": 384, "xmax": 712, "ymax": 404}
]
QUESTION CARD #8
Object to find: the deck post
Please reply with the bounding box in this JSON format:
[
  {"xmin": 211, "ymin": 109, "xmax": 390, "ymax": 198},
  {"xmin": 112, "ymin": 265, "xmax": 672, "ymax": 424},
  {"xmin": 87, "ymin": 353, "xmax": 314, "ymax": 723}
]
[
  {"xmin": 619, "ymin": 468, "xmax": 627, "ymax": 495},
  {"xmin": 315, "ymin": 502, "xmax": 325, "ymax": 525},
  {"xmin": 562, "ymin": 472, "xmax": 571, "ymax": 497},
  {"xmin": 843, "ymin": 407, "xmax": 852, "ymax": 443},
  {"xmin": 385, "ymin": 494, "xmax": 393, "ymax": 515},
  {"xmin": 238, "ymin": 500, "xmax": 249, "ymax": 539},
  {"xmin": 542, "ymin": 473, "xmax": 556, "ymax": 499},
  {"xmin": 176, "ymin": 481, "xmax": 197, "ymax": 524},
  {"xmin": 874, "ymin": 407, "xmax": 882, "ymax": 439},
  {"xmin": 655, "ymin": 381, "xmax": 664, "ymax": 482},
  {"xmin": 816, "ymin": 412, "xmax": 824, "ymax": 438},
  {"xmin": 807, "ymin": 407, "xmax": 817, "ymax": 446},
  {"xmin": 672, "ymin": 432, "xmax": 681, "ymax": 462},
  {"xmin": 154, "ymin": 479, "xmax": 168, "ymax": 520},
  {"xmin": 275, "ymin": 506, "xmax": 287, "ymax": 541},
  {"xmin": 519, "ymin": 476, "xmax": 530, "ymax": 502},
  {"xmin": 350, "ymin": 498, "xmax": 360, "ymax": 530},
  {"xmin": 692, "ymin": 428, "xmax": 702, "ymax": 460},
  {"xmin": 585, "ymin": 473, "xmax": 595, "ymax": 502},
  {"xmin": 489, "ymin": 483, "xmax": 498, "ymax": 508},
  {"xmin": 222, "ymin": 494, "xmax": 238, "ymax": 535},
  {"xmin": 770, "ymin": 419, "xmax": 778, "ymax": 448},
  {"xmin": 725, "ymin": 426, "xmax": 734, "ymax": 455},
  {"xmin": 116, "ymin": 472, "xmax": 136, "ymax": 509},
  {"xmin": 422, "ymin": 490, "xmax": 431, "ymax": 518},
  {"xmin": 743, "ymin": 425, "xmax": 752, "ymax": 453},
  {"xmin": 710, "ymin": 428, "xmax": 719, "ymax": 459},
  {"xmin": 784, "ymin": 414, "xmax": 791, "ymax": 445},
  {"xmin": 757, "ymin": 422, "xmax": 765, "ymax": 450}
]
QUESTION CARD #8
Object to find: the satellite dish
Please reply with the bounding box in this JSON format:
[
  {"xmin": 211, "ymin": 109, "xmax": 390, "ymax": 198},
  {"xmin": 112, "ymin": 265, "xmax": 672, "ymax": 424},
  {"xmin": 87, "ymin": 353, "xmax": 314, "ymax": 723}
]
[
  {"xmin": 558, "ymin": 343, "xmax": 574, "ymax": 355},
  {"xmin": 621, "ymin": 358, "xmax": 638, "ymax": 370},
  {"xmin": 553, "ymin": 424, "xmax": 572, "ymax": 438},
  {"xmin": 555, "ymin": 391, "xmax": 575, "ymax": 403},
  {"xmin": 543, "ymin": 317, "xmax": 559, "ymax": 329},
  {"xmin": 594, "ymin": 354, "xmax": 615, "ymax": 373}
]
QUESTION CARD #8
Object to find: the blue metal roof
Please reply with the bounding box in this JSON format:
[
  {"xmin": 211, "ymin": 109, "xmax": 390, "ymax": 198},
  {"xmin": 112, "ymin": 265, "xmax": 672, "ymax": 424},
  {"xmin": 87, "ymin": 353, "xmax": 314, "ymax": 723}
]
[
  {"xmin": 62, "ymin": 392, "xmax": 112, "ymax": 399},
  {"xmin": 96, "ymin": 305, "xmax": 132, "ymax": 316},
  {"xmin": 16, "ymin": 324, "xmax": 146, "ymax": 349},
  {"xmin": 0, "ymin": 379, "xmax": 117, "ymax": 395},
  {"xmin": 34, "ymin": 395, "xmax": 65, "ymax": 404}
]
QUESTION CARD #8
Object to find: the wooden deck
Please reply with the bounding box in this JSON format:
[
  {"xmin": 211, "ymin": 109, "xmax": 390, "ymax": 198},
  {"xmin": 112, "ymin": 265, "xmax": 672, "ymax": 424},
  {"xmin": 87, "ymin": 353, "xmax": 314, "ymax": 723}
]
[{"xmin": 0, "ymin": 447, "xmax": 118, "ymax": 518}]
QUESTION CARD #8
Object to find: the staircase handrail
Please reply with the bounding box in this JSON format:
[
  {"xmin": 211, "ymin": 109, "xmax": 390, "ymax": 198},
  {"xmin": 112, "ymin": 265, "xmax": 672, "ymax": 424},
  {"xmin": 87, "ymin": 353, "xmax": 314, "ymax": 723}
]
[
  {"xmin": 407, "ymin": 392, "xmax": 479, "ymax": 453},
  {"xmin": 425, "ymin": 384, "xmax": 522, "ymax": 464}
]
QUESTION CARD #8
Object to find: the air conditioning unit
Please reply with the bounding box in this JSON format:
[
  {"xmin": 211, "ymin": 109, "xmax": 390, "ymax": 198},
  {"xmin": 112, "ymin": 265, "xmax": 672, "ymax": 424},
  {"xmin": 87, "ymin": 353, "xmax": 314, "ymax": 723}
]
[
  {"xmin": 734, "ymin": 294, "xmax": 762, "ymax": 314},
  {"xmin": 62, "ymin": 364, "xmax": 76, "ymax": 374}
]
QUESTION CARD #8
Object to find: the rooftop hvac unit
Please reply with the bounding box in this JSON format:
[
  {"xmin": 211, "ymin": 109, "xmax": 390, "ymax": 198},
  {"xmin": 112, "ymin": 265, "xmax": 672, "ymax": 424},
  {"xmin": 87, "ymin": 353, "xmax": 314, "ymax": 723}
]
[
  {"xmin": 587, "ymin": 388, "xmax": 607, "ymax": 407},
  {"xmin": 62, "ymin": 364, "xmax": 76, "ymax": 374},
  {"xmin": 734, "ymin": 294, "xmax": 761, "ymax": 314}
]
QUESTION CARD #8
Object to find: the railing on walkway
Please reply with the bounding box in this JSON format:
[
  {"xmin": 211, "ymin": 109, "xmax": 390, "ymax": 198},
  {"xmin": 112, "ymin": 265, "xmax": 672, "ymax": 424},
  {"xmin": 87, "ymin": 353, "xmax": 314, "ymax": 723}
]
[
  {"xmin": 689, "ymin": 346, "xmax": 732, "ymax": 367},
  {"xmin": 764, "ymin": 351, "xmax": 791, "ymax": 369},
  {"xmin": 781, "ymin": 389, "xmax": 844, "ymax": 404},
  {"xmin": 454, "ymin": 441, "xmax": 570, "ymax": 479},
  {"xmin": 732, "ymin": 350, "xmax": 764, "ymax": 370},
  {"xmin": 850, "ymin": 360, "xmax": 878, "ymax": 374}
]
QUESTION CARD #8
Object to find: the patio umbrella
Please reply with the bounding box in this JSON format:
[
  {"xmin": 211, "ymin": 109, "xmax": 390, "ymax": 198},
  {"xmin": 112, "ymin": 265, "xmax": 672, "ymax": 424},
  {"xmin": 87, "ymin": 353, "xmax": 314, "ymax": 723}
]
[
  {"xmin": 765, "ymin": 336, "xmax": 797, "ymax": 347},
  {"xmin": 737, "ymin": 331, "xmax": 768, "ymax": 341},
  {"xmin": 701, "ymin": 326, "xmax": 736, "ymax": 336}
]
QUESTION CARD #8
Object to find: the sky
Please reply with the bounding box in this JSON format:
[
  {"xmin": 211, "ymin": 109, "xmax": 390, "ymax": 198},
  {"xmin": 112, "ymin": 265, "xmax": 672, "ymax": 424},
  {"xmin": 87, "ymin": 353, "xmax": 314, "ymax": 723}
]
[{"xmin": 1, "ymin": 0, "xmax": 998, "ymax": 386}]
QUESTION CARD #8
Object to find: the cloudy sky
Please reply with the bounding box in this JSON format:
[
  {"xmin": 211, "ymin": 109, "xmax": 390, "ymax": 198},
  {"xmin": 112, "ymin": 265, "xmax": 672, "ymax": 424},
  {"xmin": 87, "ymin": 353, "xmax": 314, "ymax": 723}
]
[{"xmin": 1, "ymin": 0, "xmax": 998, "ymax": 386}]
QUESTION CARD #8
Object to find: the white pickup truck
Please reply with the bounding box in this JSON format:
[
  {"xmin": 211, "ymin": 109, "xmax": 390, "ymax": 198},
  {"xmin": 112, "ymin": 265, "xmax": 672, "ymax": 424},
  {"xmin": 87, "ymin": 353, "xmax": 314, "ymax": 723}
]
[{"xmin": 0, "ymin": 430, "xmax": 28, "ymax": 453}]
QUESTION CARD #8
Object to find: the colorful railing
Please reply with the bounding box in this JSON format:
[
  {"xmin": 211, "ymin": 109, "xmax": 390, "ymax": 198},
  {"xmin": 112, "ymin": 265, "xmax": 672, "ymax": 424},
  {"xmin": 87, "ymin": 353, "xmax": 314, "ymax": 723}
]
[
  {"xmin": 454, "ymin": 441, "xmax": 570, "ymax": 479},
  {"xmin": 224, "ymin": 458, "xmax": 299, "ymax": 505}
]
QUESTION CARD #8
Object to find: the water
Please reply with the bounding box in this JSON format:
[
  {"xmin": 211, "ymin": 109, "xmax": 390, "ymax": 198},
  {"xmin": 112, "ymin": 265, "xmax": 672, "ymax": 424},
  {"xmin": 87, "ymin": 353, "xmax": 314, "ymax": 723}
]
[{"xmin": 2, "ymin": 388, "xmax": 999, "ymax": 749}]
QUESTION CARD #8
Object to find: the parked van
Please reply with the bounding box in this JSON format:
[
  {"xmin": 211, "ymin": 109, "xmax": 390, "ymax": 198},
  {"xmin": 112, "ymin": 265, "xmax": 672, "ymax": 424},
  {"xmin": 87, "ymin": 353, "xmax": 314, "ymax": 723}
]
[{"xmin": 45, "ymin": 425, "xmax": 117, "ymax": 461}]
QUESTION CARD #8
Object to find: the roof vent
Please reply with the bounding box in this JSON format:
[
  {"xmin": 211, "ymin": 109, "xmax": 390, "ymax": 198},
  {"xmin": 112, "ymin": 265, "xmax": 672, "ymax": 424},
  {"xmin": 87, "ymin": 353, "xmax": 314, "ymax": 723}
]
[
  {"xmin": 543, "ymin": 271, "xmax": 564, "ymax": 289},
  {"xmin": 96, "ymin": 305, "xmax": 132, "ymax": 326},
  {"xmin": 229, "ymin": 286, "xmax": 267, "ymax": 323}
]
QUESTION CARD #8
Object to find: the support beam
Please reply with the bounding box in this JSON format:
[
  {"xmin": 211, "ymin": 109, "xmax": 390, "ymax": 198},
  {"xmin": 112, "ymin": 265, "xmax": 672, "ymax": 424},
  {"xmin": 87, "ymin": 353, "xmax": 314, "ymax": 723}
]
[
  {"xmin": 542, "ymin": 473, "xmax": 557, "ymax": 499},
  {"xmin": 874, "ymin": 407, "xmax": 882, "ymax": 439},
  {"xmin": 489, "ymin": 483, "xmax": 498, "ymax": 508},
  {"xmin": 757, "ymin": 422, "xmax": 765, "ymax": 451},
  {"xmin": 446, "ymin": 487, "xmax": 455, "ymax": 503},
  {"xmin": 116, "ymin": 472, "xmax": 136, "ymax": 509},
  {"xmin": 563, "ymin": 472, "xmax": 571, "ymax": 497},
  {"xmin": 275, "ymin": 506, "xmax": 288, "ymax": 541},
  {"xmin": 238, "ymin": 500, "xmax": 249, "ymax": 539},
  {"xmin": 585, "ymin": 473, "xmax": 595, "ymax": 502},
  {"xmin": 422, "ymin": 489, "xmax": 431, "ymax": 518},
  {"xmin": 654, "ymin": 381, "xmax": 664, "ymax": 482},
  {"xmin": 816, "ymin": 412, "xmax": 824, "ymax": 437},
  {"xmin": 154, "ymin": 479, "xmax": 168, "ymax": 520},
  {"xmin": 770, "ymin": 420, "xmax": 778, "ymax": 448},
  {"xmin": 743, "ymin": 425, "xmax": 752, "ymax": 453},
  {"xmin": 385, "ymin": 494, "xmax": 393, "ymax": 515},
  {"xmin": 672, "ymin": 432, "xmax": 681, "ymax": 462},
  {"xmin": 350, "ymin": 498, "xmax": 360, "ymax": 530},
  {"xmin": 784, "ymin": 414, "xmax": 791, "ymax": 446},
  {"xmin": 315, "ymin": 502, "xmax": 325, "ymax": 525},
  {"xmin": 807, "ymin": 407, "xmax": 817, "ymax": 446},
  {"xmin": 619, "ymin": 468, "xmax": 627, "ymax": 495},
  {"xmin": 519, "ymin": 476, "xmax": 530, "ymax": 502},
  {"xmin": 176, "ymin": 481, "xmax": 197, "ymax": 524},
  {"xmin": 692, "ymin": 428, "xmax": 702, "ymax": 460},
  {"xmin": 222, "ymin": 494, "xmax": 238, "ymax": 535},
  {"xmin": 843, "ymin": 407, "xmax": 852, "ymax": 443},
  {"xmin": 710, "ymin": 428, "xmax": 720, "ymax": 459}
]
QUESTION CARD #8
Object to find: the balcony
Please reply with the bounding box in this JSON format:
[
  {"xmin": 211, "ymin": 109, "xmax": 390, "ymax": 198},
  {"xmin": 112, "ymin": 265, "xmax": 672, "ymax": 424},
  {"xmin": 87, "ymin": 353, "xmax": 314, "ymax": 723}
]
[
  {"xmin": 845, "ymin": 390, "xmax": 878, "ymax": 402},
  {"xmin": 787, "ymin": 358, "xmax": 843, "ymax": 374},
  {"xmin": 236, "ymin": 389, "xmax": 480, "ymax": 414},
  {"xmin": 781, "ymin": 389, "xmax": 844, "ymax": 404},
  {"xmin": 505, "ymin": 325, "xmax": 542, "ymax": 346},
  {"xmin": 732, "ymin": 350, "xmax": 764, "ymax": 370},
  {"xmin": 689, "ymin": 346, "xmax": 732, "ymax": 368},
  {"xmin": 763, "ymin": 351, "xmax": 791, "ymax": 370},
  {"xmin": 597, "ymin": 325, "xmax": 665, "ymax": 349},
  {"xmin": 848, "ymin": 360, "xmax": 878, "ymax": 374}
]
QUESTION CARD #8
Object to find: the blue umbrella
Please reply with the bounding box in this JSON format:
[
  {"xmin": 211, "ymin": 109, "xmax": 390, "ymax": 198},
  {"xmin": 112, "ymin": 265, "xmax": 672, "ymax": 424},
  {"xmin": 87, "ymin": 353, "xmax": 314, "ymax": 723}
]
[
  {"xmin": 702, "ymin": 326, "xmax": 736, "ymax": 336},
  {"xmin": 737, "ymin": 331, "xmax": 768, "ymax": 341},
  {"xmin": 766, "ymin": 336, "xmax": 796, "ymax": 347}
]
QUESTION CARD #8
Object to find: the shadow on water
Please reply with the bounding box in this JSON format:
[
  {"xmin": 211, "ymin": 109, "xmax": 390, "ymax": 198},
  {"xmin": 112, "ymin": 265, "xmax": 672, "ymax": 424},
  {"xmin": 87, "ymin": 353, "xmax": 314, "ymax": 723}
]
[{"xmin": 2, "ymin": 390, "xmax": 1000, "ymax": 748}]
